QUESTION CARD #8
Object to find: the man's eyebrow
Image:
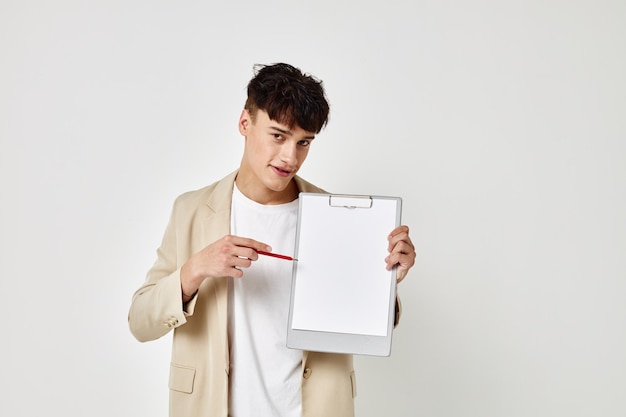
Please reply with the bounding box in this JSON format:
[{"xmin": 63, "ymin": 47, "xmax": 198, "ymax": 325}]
[
  {"xmin": 270, "ymin": 126, "xmax": 291, "ymax": 135},
  {"xmin": 270, "ymin": 125, "xmax": 316, "ymax": 140}
]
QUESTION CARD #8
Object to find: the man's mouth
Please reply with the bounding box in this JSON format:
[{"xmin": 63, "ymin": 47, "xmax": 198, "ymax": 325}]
[{"xmin": 272, "ymin": 166, "xmax": 293, "ymax": 177}]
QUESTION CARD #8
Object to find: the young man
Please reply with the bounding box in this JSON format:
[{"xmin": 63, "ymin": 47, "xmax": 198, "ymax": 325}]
[{"xmin": 128, "ymin": 63, "xmax": 416, "ymax": 417}]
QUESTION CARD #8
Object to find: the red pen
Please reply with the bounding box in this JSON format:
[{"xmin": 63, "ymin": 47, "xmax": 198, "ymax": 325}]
[{"xmin": 257, "ymin": 250, "xmax": 298, "ymax": 261}]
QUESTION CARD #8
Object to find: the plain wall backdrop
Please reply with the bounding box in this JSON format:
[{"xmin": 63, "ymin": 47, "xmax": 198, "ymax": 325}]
[{"xmin": 1, "ymin": 1, "xmax": 625, "ymax": 416}]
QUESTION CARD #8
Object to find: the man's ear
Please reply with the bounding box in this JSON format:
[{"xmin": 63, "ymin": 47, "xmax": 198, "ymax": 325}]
[{"xmin": 238, "ymin": 109, "xmax": 250, "ymax": 136}]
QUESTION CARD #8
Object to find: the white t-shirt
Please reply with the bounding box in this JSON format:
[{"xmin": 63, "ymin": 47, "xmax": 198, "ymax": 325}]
[{"xmin": 228, "ymin": 185, "xmax": 302, "ymax": 417}]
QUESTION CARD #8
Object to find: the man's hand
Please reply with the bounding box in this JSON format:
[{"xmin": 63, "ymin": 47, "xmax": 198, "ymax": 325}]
[
  {"xmin": 385, "ymin": 225, "xmax": 416, "ymax": 283},
  {"xmin": 180, "ymin": 235, "xmax": 271, "ymax": 297}
]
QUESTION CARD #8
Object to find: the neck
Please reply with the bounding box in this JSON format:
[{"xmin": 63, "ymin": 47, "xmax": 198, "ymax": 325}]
[{"xmin": 235, "ymin": 175, "xmax": 299, "ymax": 205}]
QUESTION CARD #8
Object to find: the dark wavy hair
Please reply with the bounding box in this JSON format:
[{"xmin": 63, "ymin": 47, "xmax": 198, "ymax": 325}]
[{"xmin": 244, "ymin": 63, "xmax": 330, "ymax": 134}]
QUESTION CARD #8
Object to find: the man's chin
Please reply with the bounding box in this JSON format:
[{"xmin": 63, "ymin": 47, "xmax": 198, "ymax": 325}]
[
  {"xmin": 265, "ymin": 175, "xmax": 298, "ymax": 194},
  {"xmin": 266, "ymin": 180, "xmax": 291, "ymax": 192}
]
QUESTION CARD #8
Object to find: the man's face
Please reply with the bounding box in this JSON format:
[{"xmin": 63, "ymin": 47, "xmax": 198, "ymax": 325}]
[{"xmin": 237, "ymin": 109, "xmax": 316, "ymax": 204}]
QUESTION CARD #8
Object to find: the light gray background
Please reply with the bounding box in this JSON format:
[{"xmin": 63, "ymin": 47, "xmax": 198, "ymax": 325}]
[{"xmin": 1, "ymin": 1, "xmax": 624, "ymax": 416}]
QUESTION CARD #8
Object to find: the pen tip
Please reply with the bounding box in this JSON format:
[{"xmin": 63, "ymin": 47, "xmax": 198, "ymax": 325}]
[{"xmin": 293, "ymin": 258, "xmax": 298, "ymax": 262}]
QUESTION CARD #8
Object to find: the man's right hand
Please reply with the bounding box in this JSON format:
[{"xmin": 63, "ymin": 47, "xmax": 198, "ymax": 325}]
[{"xmin": 180, "ymin": 235, "xmax": 272, "ymax": 299}]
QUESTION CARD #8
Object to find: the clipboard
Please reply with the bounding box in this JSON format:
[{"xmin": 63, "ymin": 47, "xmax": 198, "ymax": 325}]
[{"xmin": 286, "ymin": 192, "xmax": 402, "ymax": 356}]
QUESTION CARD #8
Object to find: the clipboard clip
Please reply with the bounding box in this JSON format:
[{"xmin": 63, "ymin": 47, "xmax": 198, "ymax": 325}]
[{"xmin": 328, "ymin": 194, "xmax": 373, "ymax": 209}]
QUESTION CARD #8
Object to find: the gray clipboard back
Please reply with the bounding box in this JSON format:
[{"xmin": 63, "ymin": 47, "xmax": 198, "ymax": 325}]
[{"xmin": 286, "ymin": 192, "xmax": 402, "ymax": 356}]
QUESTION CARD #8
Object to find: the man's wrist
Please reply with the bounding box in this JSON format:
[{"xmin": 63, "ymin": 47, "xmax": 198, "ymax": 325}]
[{"xmin": 182, "ymin": 288, "xmax": 198, "ymax": 301}]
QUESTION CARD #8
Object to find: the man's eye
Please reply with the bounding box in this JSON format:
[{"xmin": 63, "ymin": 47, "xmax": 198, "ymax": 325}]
[
  {"xmin": 273, "ymin": 134, "xmax": 284, "ymax": 140},
  {"xmin": 298, "ymin": 140, "xmax": 311, "ymax": 147}
]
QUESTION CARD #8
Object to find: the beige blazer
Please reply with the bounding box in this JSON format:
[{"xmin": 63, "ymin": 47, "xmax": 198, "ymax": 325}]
[{"xmin": 128, "ymin": 171, "xmax": 356, "ymax": 417}]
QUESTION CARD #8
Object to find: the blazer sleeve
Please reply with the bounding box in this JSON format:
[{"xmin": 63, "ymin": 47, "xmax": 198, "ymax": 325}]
[{"xmin": 127, "ymin": 197, "xmax": 195, "ymax": 343}]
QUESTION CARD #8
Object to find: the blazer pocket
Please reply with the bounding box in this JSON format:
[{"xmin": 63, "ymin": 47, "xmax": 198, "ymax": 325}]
[{"xmin": 169, "ymin": 363, "xmax": 196, "ymax": 394}]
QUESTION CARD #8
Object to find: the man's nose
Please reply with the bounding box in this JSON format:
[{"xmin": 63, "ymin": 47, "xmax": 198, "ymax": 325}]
[{"xmin": 280, "ymin": 142, "xmax": 298, "ymax": 164}]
